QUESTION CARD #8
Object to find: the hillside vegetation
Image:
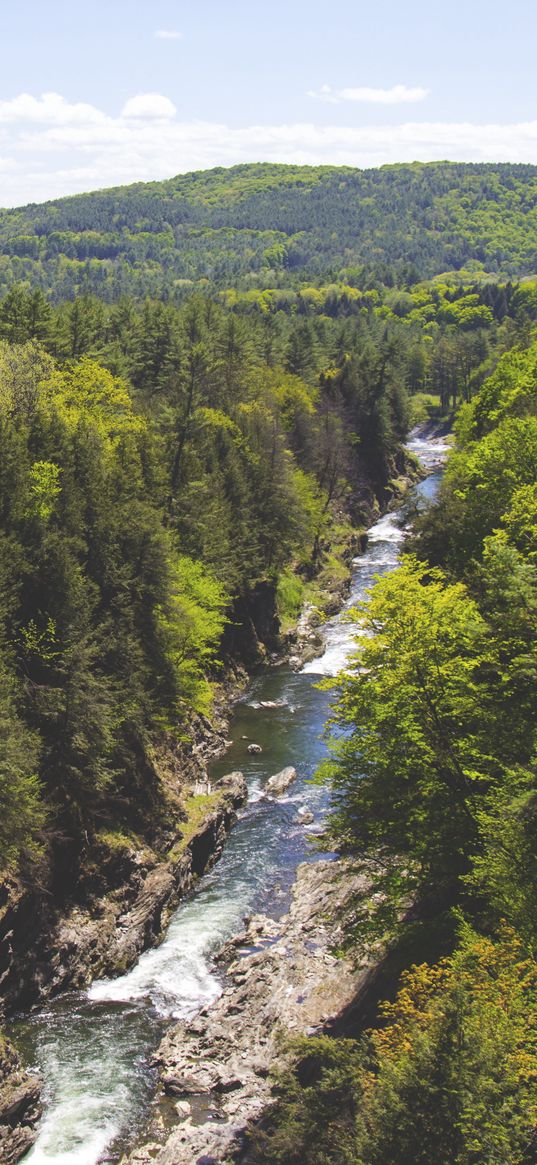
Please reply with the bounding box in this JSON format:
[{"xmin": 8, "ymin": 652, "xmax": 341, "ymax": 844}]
[
  {"xmin": 252, "ymin": 335, "xmax": 537, "ymax": 1165},
  {"xmin": 1, "ymin": 162, "xmax": 537, "ymax": 298}
]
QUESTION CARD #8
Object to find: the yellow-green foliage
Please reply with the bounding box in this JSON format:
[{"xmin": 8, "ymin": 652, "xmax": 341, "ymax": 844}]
[
  {"xmin": 158, "ymin": 555, "xmax": 229, "ymax": 716},
  {"xmin": 95, "ymin": 828, "xmax": 142, "ymax": 854},
  {"xmin": 39, "ymin": 357, "xmax": 145, "ymax": 442},
  {"xmin": 0, "ymin": 339, "xmax": 54, "ymax": 416},
  {"xmin": 356, "ymin": 929, "xmax": 537, "ymax": 1164},
  {"xmin": 319, "ymin": 556, "xmax": 496, "ymax": 934},
  {"xmin": 456, "ymin": 339, "xmax": 537, "ymax": 444},
  {"xmin": 276, "ymin": 569, "xmax": 305, "ymax": 625},
  {"xmin": 271, "ymin": 369, "xmax": 318, "ymax": 423},
  {"xmin": 26, "ymin": 461, "xmax": 62, "ymax": 521},
  {"xmin": 501, "ymin": 483, "xmax": 537, "ymax": 562},
  {"xmin": 3, "ymin": 162, "xmax": 537, "ymax": 299},
  {"xmin": 291, "ymin": 467, "xmax": 326, "ymax": 548},
  {"xmin": 408, "ymin": 392, "xmax": 442, "ymax": 426}
]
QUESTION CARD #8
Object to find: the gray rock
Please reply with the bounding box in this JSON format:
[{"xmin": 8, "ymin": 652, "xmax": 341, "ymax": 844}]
[
  {"xmin": 266, "ymin": 766, "xmax": 297, "ymax": 795},
  {"xmin": 247, "ymin": 743, "xmax": 262, "ymax": 754}
]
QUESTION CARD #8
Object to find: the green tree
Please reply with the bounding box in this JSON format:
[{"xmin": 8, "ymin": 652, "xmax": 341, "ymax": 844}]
[
  {"xmin": 251, "ymin": 1036, "xmax": 364, "ymax": 1165},
  {"xmin": 319, "ymin": 557, "xmax": 501, "ymax": 936},
  {"xmin": 0, "ymin": 660, "xmax": 44, "ymax": 869}
]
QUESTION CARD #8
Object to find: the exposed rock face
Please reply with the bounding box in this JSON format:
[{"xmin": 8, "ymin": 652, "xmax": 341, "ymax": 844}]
[
  {"xmin": 221, "ymin": 581, "xmax": 281, "ymax": 667},
  {"xmin": 0, "ymin": 772, "xmax": 247, "ymax": 1011},
  {"xmin": 265, "ymin": 766, "xmax": 297, "ymax": 796},
  {"xmin": 0, "ymin": 1039, "xmax": 42, "ymax": 1164},
  {"xmin": 124, "ymin": 859, "xmax": 373, "ymax": 1165}
]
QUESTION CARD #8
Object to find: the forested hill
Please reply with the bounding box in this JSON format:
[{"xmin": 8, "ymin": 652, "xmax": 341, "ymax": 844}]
[{"xmin": 2, "ymin": 161, "xmax": 537, "ymax": 299}]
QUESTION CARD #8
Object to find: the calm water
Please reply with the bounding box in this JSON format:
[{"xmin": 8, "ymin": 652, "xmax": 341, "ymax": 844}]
[{"xmin": 12, "ymin": 430, "xmax": 448, "ymax": 1165}]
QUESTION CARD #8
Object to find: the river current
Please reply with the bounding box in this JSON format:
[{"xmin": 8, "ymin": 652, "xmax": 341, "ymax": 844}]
[{"xmin": 12, "ymin": 430, "xmax": 448, "ymax": 1165}]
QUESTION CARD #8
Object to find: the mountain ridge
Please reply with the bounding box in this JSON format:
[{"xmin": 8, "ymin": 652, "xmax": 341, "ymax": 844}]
[{"xmin": 1, "ymin": 160, "xmax": 537, "ymax": 299}]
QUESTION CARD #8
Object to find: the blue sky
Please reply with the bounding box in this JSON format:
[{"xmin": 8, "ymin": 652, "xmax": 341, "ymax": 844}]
[{"xmin": 0, "ymin": 0, "xmax": 536, "ymax": 206}]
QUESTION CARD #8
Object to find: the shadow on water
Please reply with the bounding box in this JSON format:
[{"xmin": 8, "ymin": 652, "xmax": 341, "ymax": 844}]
[{"xmin": 11, "ymin": 430, "xmax": 448, "ymax": 1165}]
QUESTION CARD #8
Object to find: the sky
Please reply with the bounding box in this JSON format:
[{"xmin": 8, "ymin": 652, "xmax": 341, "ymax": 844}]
[{"xmin": 0, "ymin": 0, "xmax": 536, "ymax": 207}]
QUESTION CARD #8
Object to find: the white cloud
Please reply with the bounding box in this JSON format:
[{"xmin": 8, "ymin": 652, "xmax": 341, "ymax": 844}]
[
  {"xmin": 0, "ymin": 91, "xmax": 536, "ymax": 207},
  {"xmin": 0, "ymin": 92, "xmax": 107, "ymax": 125},
  {"xmin": 306, "ymin": 83, "xmax": 340, "ymax": 104},
  {"xmin": 308, "ymin": 84, "xmax": 429, "ymax": 105},
  {"xmin": 154, "ymin": 29, "xmax": 183, "ymax": 40},
  {"xmin": 121, "ymin": 93, "xmax": 177, "ymax": 120}
]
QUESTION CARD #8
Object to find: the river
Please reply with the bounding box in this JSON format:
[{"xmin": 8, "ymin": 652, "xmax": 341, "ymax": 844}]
[{"xmin": 11, "ymin": 429, "xmax": 448, "ymax": 1165}]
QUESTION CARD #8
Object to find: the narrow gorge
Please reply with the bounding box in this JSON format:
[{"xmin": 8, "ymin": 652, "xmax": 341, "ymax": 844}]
[{"xmin": 6, "ymin": 431, "xmax": 448, "ymax": 1165}]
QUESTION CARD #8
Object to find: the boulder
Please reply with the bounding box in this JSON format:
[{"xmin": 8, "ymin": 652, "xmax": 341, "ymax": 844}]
[
  {"xmin": 295, "ymin": 808, "xmax": 314, "ymax": 825},
  {"xmin": 266, "ymin": 766, "xmax": 297, "ymax": 796},
  {"xmin": 175, "ymin": 1100, "xmax": 192, "ymax": 1119},
  {"xmin": 247, "ymin": 743, "xmax": 262, "ymax": 755}
]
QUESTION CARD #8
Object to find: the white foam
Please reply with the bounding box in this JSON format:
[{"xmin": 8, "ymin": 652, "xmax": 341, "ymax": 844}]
[
  {"xmin": 23, "ymin": 1123, "xmax": 119, "ymax": 1165},
  {"xmin": 302, "ymin": 431, "xmax": 448, "ymax": 678},
  {"xmin": 26, "ymin": 870, "xmax": 257, "ymax": 1163},
  {"xmin": 406, "ymin": 432, "xmax": 450, "ymax": 470},
  {"xmin": 22, "ymin": 1081, "xmax": 121, "ymax": 1165},
  {"xmin": 88, "ymin": 902, "xmax": 228, "ymax": 1018},
  {"xmin": 367, "ymin": 512, "xmax": 405, "ymax": 544},
  {"xmin": 302, "ymin": 640, "xmax": 353, "ymax": 677}
]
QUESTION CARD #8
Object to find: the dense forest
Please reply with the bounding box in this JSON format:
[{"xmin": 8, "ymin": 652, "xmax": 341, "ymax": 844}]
[
  {"xmin": 1, "ymin": 162, "xmax": 537, "ymax": 299},
  {"xmin": 0, "ymin": 161, "xmax": 536, "ymax": 1163},
  {"xmin": 0, "ymin": 280, "xmax": 417, "ymax": 885}
]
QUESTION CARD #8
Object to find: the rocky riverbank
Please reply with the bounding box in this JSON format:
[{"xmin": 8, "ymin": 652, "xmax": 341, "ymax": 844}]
[
  {"xmin": 123, "ymin": 858, "xmax": 378, "ymax": 1165},
  {"xmin": 0, "ymin": 770, "xmax": 247, "ymax": 1014},
  {"xmin": 0, "ymin": 769, "xmax": 248, "ymax": 1163},
  {"xmin": 0, "ymin": 1038, "xmax": 42, "ymax": 1164}
]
